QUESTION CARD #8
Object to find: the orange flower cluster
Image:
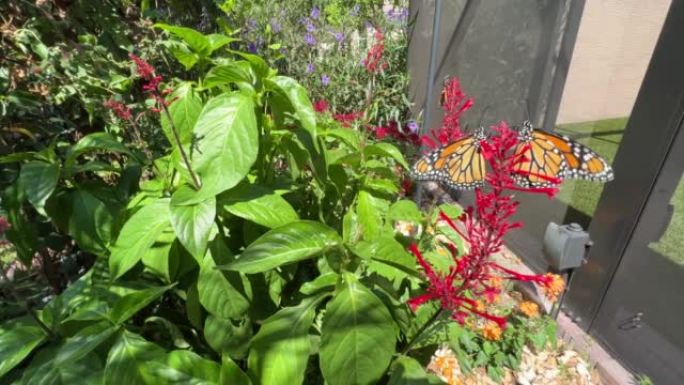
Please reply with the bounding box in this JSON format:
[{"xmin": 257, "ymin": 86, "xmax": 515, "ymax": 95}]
[
  {"xmin": 481, "ymin": 321, "xmax": 503, "ymax": 341},
  {"xmin": 540, "ymin": 273, "xmax": 565, "ymax": 302},
  {"xmin": 518, "ymin": 301, "xmax": 540, "ymax": 318}
]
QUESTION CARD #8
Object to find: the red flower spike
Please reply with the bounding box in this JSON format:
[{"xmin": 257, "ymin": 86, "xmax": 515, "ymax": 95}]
[
  {"xmin": 406, "ymin": 117, "xmax": 563, "ymax": 330},
  {"xmin": 420, "ymin": 77, "xmax": 473, "ymax": 149},
  {"xmin": 313, "ymin": 99, "xmax": 329, "ymax": 113}
]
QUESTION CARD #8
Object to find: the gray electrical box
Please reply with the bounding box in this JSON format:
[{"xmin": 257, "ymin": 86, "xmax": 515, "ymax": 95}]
[{"xmin": 542, "ymin": 222, "xmax": 591, "ymax": 271}]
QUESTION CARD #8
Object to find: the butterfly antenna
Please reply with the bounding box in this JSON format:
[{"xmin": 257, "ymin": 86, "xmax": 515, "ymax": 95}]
[
  {"xmin": 478, "ymin": 105, "xmax": 491, "ymax": 127},
  {"xmin": 524, "ymin": 99, "xmax": 532, "ymax": 124}
]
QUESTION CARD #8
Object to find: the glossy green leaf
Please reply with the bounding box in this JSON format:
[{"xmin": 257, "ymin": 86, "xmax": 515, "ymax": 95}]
[
  {"xmin": 206, "ymin": 34, "xmax": 235, "ymax": 54},
  {"xmin": 320, "ymin": 274, "xmax": 398, "ymax": 385},
  {"xmin": 388, "ymin": 200, "xmax": 423, "ymax": 223},
  {"xmin": 68, "ymin": 189, "xmax": 111, "ymax": 256},
  {"xmin": 205, "ymin": 315, "xmax": 252, "ymax": 359},
  {"xmin": 299, "ymin": 272, "xmax": 339, "ymax": 295},
  {"xmin": 55, "ymin": 321, "xmax": 119, "ymax": 365},
  {"xmin": 325, "ymin": 128, "xmax": 360, "ymax": 150},
  {"xmin": 220, "ymin": 184, "xmax": 298, "ymax": 229},
  {"xmin": 388, "ymin": 356, "xmax": 443, "ymax": 385},
  {"xmin": 141, "ymin": 227, "xmax": 177, "ymax": 283},
  {"xmin": 0, "ymin": 321, "xmax": 46, "ymax": 378},
  {"xmin": 220, "ymin": 355, "xmax": 252, "ymax": 385},
  {"xmin": 65, "ymin": 132, "xmax": 132, "ymax": 171},
  {"xmin": 198, "ymin": 252, "xmax": 251, "ymax": 319},
  {"xmin": 141, "ymin": 350, "xmax": 220, "ymax": 385},
  {"xmin": 221, "ymin": 221, "xmax": 341, "ymax": 274},
  {"xmin": 356, "ymin": 190, "xmax": 387, "ymax": 240},
  {"xmin": 109, "ymin": 284, "xmax": 174, "ymax": 324},
  {"xmin": 268, "ymin": 76, "xmax": 317, "ymax": 141},
  {"xmin": 248, "ymin": 295, "xmax": 324, "ymax": 385},
  {"xmin": 192, "ymin": 92, "xmax": 258, "ymax": 201},
  {"xmin": 364, "ymin": 143, "xmax": 409, "ymax": 170},
  {"xmin": 160, "ymin": 83, "xmax": 203, "ymax": 180},
  {"xmin": 169, "ymin": 186, "xmax": 216, "ymax": 260},
  {"xmin": 109, "ymin": 198, "xmax": 171, "ymax": 279},
  {"xmin": 204, "ymin": 63, "xmax": 252, "ymax": 88},
  {"xmin": 104, "ymin": 330, "xmax": 165, "ymax": 385},
  {"xmin": 231, "ymin": 51, "xmax": 270, "ymax": 80},
  {"xmin": 155, "ymin": 24, "xmax": 209, "ymax": 56},
  {"xmin": 19, "ymin": 160, "xmax": 60, "ymax": 215}
]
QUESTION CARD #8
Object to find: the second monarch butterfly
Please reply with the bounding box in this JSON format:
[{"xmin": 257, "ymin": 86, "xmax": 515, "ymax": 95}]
[
  {"xmin": 411, "ymin": 121, "xmax": 614, "ymax": 190},
  {"xmin": 411, "ymin": 127, "xmax": 488, "ymax": 190},
  {"xmin": 512, "ymin": 121, "xmax": 614, "ymax": 188}
]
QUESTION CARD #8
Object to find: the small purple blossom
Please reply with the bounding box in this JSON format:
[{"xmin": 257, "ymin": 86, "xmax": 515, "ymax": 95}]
[
  {"xmin": 306, "ymin": 22, "xmax": 316, "ymax": 32},
  {"xmin": 311, "ymin": 6, "xmax": 321, "ymax": 20},
  {"xmin": 247, "ymin": 42, "xmax": 258, "ymax": 53},
  {"xmin": 333, "ymin": 31, "xmax": 345, "ymax": 43},
  {"xmin": 304, "ymin": 33, "xmax": 317, "ymax": 46},
  {"xmin": 247, "ymin": 18, "xmax": 258, "ymax": 30},
  {"xmin": 387, "ymin": 8, "xmax": 409, "ymax": 22},
  {"xmin": 306, "ymin": 63, "xmax": 315, "ymax": 74},
  {"xmin": 406, "ymin": 121, "xmax": 419, "ymax": 134},
  {"xmin": 270, "ymin": 18, "xmax": 281, "ymax": 33},
  {"xmin": 321, "ymin": 74, "xmax": 330, "ymax": 86},
  {"xmin": 350, "ymin": 4, "xmax": 360, "ymax": 16}
]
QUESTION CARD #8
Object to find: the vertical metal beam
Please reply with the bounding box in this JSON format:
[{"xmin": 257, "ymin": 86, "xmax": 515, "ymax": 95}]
[{"xmin": 421, "ymin": 0, "xmax": 443, "ymax": 135}]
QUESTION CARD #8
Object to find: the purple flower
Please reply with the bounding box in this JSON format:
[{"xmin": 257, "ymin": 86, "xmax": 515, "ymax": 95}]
[
  {"xmin": 311, "ymin": 6, "xmax": 321, "ymax": 20},
  {"xmin": 306, "ymin": 22, "xmax": 316, "ymax": 33},
  {"xmin": 321, "ymin": 74, "xmax": 330, "ymax": 86},
  {"xmin": 247, "ymin": 18, "xmax": 258, "ymax": 30},
  {"xmin": 247, "ymin": 42, "xmax": 258, "ymax": 53},
  {"xmin": 270, "ymin": 18, "xmax": 281, "ymax": 33},
  {"xmin": 333, "ymin": 31, "xmax": 345, "ymax": 43},
  {"xmin": 306, "ymin": 63, "xmax": 315, "ymax": 74},
  {"xmin": 304, "ymin": 33, "xmax": 317, "ymax": 46},
  {"xmin": 406, "ymin": 121, "xmax": 419, "ymax": 134},
  {"xmin": 350, "ymin": 4, "xmax": 360, "ymax": 16}
]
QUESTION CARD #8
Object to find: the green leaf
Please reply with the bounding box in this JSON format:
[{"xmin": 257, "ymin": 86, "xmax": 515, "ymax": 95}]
[
  {"xmin": 198, "ymin": 251, "xmax": 251, "ymax": 319},
  {"xmin": 170, "ymin": 186, "xmax": 216, "ymax": 260},
  {"xmin": 356, "ymin": 190, "xmax": 387, "ymax": 240},
  {"xmin": 219, "ymin": 183, "xmax": 298, "ymax": 228},
  {"xmin": 141, "ymin": 227, "xmax": 177, "ymax": 283},
  {"xmin": 320, "ymin": 274, "xmax": 398, "ymax": 385},
  {"xmin": 104, "ymin": 330, "xmax": 165, "ymax": 385},
  {"xmin": 204, "ymin": 63, "xmax": 252, "ymax": 89},
  {"xmin": 68, "ymin": 189, "xmax": 112, "ymax": 256},
  {"xmin": 231, "ymin": 51, "xmax": 270, "ymax": 80},
  {"xmin": 192, "ymin": 92, "xmax": 258, "ymax": 201},
  {"xmin": 155, "ymin": 24, "xmax": 209, "ymax": 56},
  {"xmin": 268, "ymin": 76, "xmax": 317, "ymax": 141},
  {"xmin": 300, "ymin": 272, "xmax": 339, "ymax": 295},
  {"xmin": 109, "ymin": 198, "xmax": 172, "ymax": 279},
  {"xmin": 19, "ymin": 160, "xmax": 60, "ymax": 215},
  {"xmin": 220, "ymin": 355, "xmax": 252, "ymax": 385},
  {"xmin": 109, "ymin": 284, "xmax": 174, "ymax": 324},
  {"xmin": 206, "ymin": 34, "xmax": 236, "ymax": 54},
  {"xmin": 363, "ymin": 178, "xmax": 399, "ymax": 197},
  {"xmin": 141, "ymin": 350, "xmax": 220, "ymax": 385},
  {"xmin": 204, "ymin": 315, "xmax": 252, "ymax": 359},
  {"xmin": 0, "ymin": 321, "xmax": 46, "ymax": 378},
  {"xmin": 364, "ymin": 143, "xmax": 409, "ymax": 170},
  {"xmin": 65, "ymin": 132, "xmax": 132, "ymax": 171},
  {"xmin": 388, "ymin": 356, "xmax": 443, "ymax": 385},
  {"xmin": 161, "ymin": 83, "xmax": 203, "ymax": 180},
  {"xmin": 166, "ymin": 41, "xmax": 199, "ymax": 70},
  {"xmin": 248, "ymin": 295, "xmax": 325, "ymax": 385},
  {"xmin": 221, "ymin": 221, "xmax": 341, "ymax": 274},
  {"xmin": 56, "ymin": 321, "xmax": 119, "ymax": 365},
  {"xmin": 325, "ymin": 128, "xmax": 360, "ymax": 150}
]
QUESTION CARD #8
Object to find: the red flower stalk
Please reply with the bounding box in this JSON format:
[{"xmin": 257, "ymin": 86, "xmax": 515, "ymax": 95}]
[
  {"xmin": 373, "ymin": 121, "xmax": 421, "ymax": 145},
  {"xmin": 313, "ymin": 99, "xmax": 329, "ymax": 113},
  {"xmin": 333, "ymin": 111, "xmax": 364, "ymax": 127},
  {"xmin": 0, "ymin": 216, "xmax": 10, "ymax": 233},
  {"xmin": 129, "ymin": 53, "xmax": 155, "ymax": 80},
  {"xmin": 421, "ymin": 77, "xmax": 474, "ymax": 149},
  {"xmin": 363, "ymin": 29, "xmax": 388, "ymax": 74},
  {"xmin": 407, "ymin": 122, "xmax": 562, "ymax": 328},
  {"xmin": 103, "ymin": 99, "xmax": 133, "ymax": 121}
]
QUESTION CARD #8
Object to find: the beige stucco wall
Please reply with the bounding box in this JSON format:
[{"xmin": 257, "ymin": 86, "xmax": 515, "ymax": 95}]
[{"xmin": 556, "ymin": 0, "xmax": 670, "ymax": 124}]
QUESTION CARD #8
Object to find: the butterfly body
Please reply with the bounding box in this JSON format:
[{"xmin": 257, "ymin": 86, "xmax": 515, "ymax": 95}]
[{"xmin": 411, "ymin": 121, "xmax": 614, "ymax": 190}]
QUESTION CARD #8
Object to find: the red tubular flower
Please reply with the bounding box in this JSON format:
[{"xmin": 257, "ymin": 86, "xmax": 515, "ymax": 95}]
[
  {"xmin": 129, "ymin": 53, "xmax": 155, "ymax": 80},
  {"xmin": 421, "ymin": 77, "xmax": 474, "ymax": 149},
  {"xmin": 313, "ymin": 99, "xmax": 329, "ymax": 113},
  {"xmin": 372, "ymin": 121, "xmax": 421, "ymax": 145},
  {"xmin": 364, "ymin": 29, "xmax": 387, "ymax": 74},
  {"xmin": 333, "ymin": 111, "xmax": 364, "ymax": 127},
  {"xmin": 407, "ymin": 121, "xmax": 562, "ymax": 328},
  {"xmin": 103, "ymin": 99, "xmax": 133, "ymax": 121}
]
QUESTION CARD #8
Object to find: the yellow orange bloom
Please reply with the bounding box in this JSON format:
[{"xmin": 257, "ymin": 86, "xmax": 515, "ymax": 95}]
[
  {"xmin": 427, "ymin": 346, "xmax": 463, "ymax": 385},
  {"xmin": 540, "ymin": 273, "xmax": 565, "ymax": 302},
  {"xmin": 475, "ymin": 300, "xmax": 486, "ymax": 313},
  {"xmin": 489, "ymin": 276, "xmax": 504, "ymax": 289},
  {"xmin": 481, "ymin": 321, "xmax": 502, "ymax": 341},
  {"xmin": 518, "ymin": 300, "xmax": 540, "ymax": 318}
]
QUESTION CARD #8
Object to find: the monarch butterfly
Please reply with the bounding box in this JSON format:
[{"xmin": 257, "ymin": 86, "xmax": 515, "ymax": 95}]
[
  {"xmin": 512, "ymin": 121, "xmax": 614, "ymax": 188},
  {"xmin": 411, "ymin": 121, "xmax": 614, "ymax": 190},
  {"xmin": 411, "ymin": 127, "xmax": 488, "ymax": 190}
]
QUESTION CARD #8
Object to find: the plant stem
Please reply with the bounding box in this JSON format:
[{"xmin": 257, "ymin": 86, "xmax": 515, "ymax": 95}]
[
  {"xmin": 158, "ymin": 94, "xmax": 201, "ymax": 190},
  {"xmin": 402, "ymin": 308, "xmax": 445, "ymax": 354}
]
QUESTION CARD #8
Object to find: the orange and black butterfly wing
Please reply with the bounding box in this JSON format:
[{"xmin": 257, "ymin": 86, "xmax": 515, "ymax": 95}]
[
  {"xmin": 411, "ymin": 135, "xmax": 486, "ymax": 190},
  {"xmin": 513, "ymin": 129, "xmax": 568, "ymax": 188},
  {"xmin": 537, "ymin": 131, "xmax": 614, "ymax": 182}
]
